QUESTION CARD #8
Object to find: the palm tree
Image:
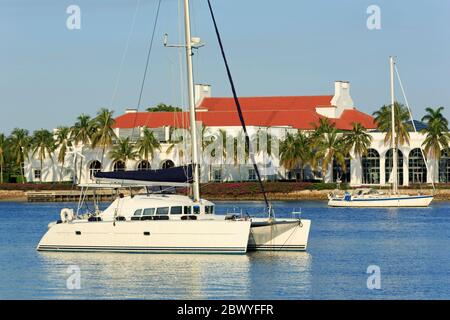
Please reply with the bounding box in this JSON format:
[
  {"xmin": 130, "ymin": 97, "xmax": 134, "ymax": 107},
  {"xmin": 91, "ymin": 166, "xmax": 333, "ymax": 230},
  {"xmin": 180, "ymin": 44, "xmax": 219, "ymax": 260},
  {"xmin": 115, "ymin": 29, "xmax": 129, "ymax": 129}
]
[
  {"xmin": 71, "ymin": 114, "xmax": 94, "ymax": 182},
  {"xmin": 315, "ymin": 118, "xmax": 335, "ymax": 135},
  {"xmin": 0, "ymin": 133, "xmax": 7, "ymax": 183},
  {"xmin": 31, "ymin": 129, "xmax": 55, "ymax": 182},
  {"xmin": 108, "ymin": 137, "xmax": 138, "ymax": 168},
  {"xmin": 342, "ymin": 123, "xmax": 373, "ymax": 158},
  {"xmin": 55, "ymin": 126, "xmax": 72, "ymax": 182},
  {"xmin": 232, "ymin": 130, "xmax": 250, "ymax": 181},
  {"xmin": 136, "ymin": 127, "xmax": 161, "ymax": 162},
  {"xmin": 9, "ymin": 128, "xmax": 31, "ymax": 183},
  {"xmin": 313, "ymin": 128, "xmax": 347, "ymax": 179},
  {"xmin": 373, "ymin": 102, "xmax": 412, "ymax": 147},
  {"xmin": 280, "ymin": 131, "xmax": 311, "ymax": 181},
  {"xmin": 91, "ymin": 108, "xmax": 117, "ymax": 165},
  {"xmin": 166, "ymin": 125, "xmax": 193, "ymax": 162},
  {"xmin": 420, "ymin": 107, "xmax": 450, "ymax": 181}
]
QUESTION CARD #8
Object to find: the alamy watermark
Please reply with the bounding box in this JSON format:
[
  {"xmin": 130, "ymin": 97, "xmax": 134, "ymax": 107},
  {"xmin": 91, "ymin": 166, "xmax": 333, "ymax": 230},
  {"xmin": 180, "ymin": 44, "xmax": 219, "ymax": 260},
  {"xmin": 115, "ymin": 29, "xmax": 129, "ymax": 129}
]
[
  {"xmin": 66, "ymin": 265, "xmax": 81, "ymax": 290},
  {"xmin": 169, "ymin": 125, "xmax": 279, "ymax": 167},
  {"xmin": 66, "ymin": 5, "xmax": 81, "ymax": 30},
  {"xmin": 366, "ymin": 265, "xmax": 381, "ymax": 290},
  {"xmin": 366, "ymin": 5, "xmax": 381, "ymax": 30}
]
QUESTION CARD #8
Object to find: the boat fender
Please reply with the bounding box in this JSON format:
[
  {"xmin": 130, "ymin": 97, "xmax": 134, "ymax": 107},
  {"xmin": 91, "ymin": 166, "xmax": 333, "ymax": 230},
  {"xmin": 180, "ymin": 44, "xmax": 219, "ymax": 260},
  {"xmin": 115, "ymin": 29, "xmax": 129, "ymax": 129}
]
[{"xmin": 60, "ymin": 208, "xmax": 75, "ymax": 223}]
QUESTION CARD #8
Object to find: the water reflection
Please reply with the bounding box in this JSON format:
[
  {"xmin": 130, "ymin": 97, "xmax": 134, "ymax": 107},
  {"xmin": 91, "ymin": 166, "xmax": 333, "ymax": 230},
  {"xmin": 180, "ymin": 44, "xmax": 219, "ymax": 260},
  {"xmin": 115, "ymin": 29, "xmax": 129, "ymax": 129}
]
[{"xmin": 36, "ymin": 251, "xmax": 312, "ymax": 299}]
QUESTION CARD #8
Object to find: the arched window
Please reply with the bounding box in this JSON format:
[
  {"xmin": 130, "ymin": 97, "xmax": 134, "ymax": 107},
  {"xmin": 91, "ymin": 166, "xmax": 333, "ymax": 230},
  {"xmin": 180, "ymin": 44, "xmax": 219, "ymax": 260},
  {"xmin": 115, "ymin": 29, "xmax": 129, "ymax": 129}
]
[
  {"xmin": 362, "ymin": 149, "xmax": 380, "ymax": 184},
  {"xmin": 89, "ymin": 160, "xmax": 102, "ymax": 180},
  {"xmin": 113, "ymin": 161, "xmax": 126, "ymax": 172},
  {"xmin": 161, "ymin": 159, "xmax": 175, "ymax": 169},
  {"xmin": 137, "ymin": 160, "xmax": 151, "ymax": 171},
  {"xmin": 333, "ymin": 154, "xmax": 351, "ymax": 183},
  {"xmin": 439, "ymin": 149, "xmax": 450, "ymax": 182},
  {"xmin": 385, "ymin": 149, "xmax": 404, "ymax": 186},
  {"xmin": 409, "ymin": 148, "xmax": 427, "ymax": 184}
]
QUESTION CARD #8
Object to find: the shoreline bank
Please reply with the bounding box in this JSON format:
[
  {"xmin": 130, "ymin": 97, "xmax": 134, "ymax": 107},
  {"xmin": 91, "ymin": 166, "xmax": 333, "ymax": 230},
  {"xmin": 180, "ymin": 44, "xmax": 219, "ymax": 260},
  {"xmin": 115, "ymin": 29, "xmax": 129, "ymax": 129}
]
[{"xmin": 1, "ymin": 189, "xmax": 450, "ymax": 202}]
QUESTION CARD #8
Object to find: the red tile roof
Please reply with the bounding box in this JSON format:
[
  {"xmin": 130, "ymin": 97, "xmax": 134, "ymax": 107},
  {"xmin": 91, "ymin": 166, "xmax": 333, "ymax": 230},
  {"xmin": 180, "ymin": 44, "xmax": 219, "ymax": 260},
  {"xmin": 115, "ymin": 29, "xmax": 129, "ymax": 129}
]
[
  {"xmin": 198, "ymin": 95, "xmax": 334, "ymax": 111},
  {"xmin": 114, "ymin": 96, "xmax": 377, "ymax": 130},
  {"xmin": 331, "ymin": 109, "xmax": 377, "ymax": 130}
]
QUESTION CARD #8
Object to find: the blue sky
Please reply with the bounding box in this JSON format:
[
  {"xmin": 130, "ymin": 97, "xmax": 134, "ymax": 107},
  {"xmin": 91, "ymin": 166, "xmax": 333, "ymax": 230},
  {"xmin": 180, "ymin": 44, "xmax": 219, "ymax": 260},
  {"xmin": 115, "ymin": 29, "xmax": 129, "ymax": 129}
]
[{"xmin": 1, "ymin": 0, "xmax": 449, "ymax": 134}]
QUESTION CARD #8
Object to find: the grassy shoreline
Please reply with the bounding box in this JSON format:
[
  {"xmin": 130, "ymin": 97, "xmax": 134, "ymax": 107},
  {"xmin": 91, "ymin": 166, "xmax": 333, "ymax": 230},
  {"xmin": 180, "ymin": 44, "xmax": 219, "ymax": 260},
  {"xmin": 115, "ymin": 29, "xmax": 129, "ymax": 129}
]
[{"xmin": 1, "ymin": 188, "xmax": 449, "ymax": 202}]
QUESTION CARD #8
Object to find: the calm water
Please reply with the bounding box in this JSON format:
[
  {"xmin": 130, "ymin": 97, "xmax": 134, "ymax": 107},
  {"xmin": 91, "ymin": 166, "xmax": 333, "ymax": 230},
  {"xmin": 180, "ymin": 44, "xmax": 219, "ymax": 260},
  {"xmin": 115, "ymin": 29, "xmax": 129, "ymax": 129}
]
[{"xmin": 0, "ymin": 200, "xmax": 449, "ymax": 299}]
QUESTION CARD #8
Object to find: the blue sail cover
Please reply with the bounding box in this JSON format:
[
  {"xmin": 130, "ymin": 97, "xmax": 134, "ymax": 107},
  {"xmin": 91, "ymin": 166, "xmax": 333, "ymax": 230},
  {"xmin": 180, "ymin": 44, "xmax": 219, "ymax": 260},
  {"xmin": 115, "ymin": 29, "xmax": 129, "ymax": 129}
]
[{"xmin": 94, "ymin": 165, "xmax": 193, "ymax": 185}]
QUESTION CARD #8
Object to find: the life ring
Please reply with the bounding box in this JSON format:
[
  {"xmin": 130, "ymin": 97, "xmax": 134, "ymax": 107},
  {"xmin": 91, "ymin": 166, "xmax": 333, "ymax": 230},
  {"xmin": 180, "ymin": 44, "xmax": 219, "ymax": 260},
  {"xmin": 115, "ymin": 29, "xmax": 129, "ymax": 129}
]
[{"xmin": 60, "ymin": 208, "xmax": 75, "ymax": 223}]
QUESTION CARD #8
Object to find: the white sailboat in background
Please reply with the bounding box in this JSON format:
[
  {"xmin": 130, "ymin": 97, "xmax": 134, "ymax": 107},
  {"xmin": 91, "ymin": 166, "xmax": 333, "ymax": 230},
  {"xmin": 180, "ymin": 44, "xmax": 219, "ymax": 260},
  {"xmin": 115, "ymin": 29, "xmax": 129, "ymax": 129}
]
[
  {"xmin": 328, "ymin": 56, "xmax": 434, "ymax": 207},
  {"xmin": 37, "ymin": 0, "xmax": 311, "ymax": 253}
]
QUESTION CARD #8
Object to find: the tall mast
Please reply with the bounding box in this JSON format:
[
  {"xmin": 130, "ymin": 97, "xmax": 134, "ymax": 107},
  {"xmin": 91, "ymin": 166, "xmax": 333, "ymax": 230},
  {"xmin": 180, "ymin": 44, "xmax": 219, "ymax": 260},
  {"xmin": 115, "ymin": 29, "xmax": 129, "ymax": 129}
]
[
  {"xmin": 390, "ymin": 56, "xmax": 398, "ymax": 194},
  {"xmin": 183, "ymin": 0, "xmax": 200, "ymax": 202}
]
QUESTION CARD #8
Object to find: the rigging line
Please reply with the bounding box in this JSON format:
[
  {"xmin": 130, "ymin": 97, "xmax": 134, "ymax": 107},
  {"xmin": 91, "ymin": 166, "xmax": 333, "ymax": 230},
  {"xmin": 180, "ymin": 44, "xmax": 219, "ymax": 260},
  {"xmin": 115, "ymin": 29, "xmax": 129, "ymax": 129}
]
[
  {"xmin": 394, "ymin": 63, "xmax": 435, "ymax": 193},
  {"xmin": 131, "ymin": 0, "xmax": 163, "ymax": 139},
  {"xmin": 206, "ymin": 0, "xmax": 271, "ymax": 211},
  {"xmin": 110, "ymin": 0, "xmax": 141, "ymax": 107}
]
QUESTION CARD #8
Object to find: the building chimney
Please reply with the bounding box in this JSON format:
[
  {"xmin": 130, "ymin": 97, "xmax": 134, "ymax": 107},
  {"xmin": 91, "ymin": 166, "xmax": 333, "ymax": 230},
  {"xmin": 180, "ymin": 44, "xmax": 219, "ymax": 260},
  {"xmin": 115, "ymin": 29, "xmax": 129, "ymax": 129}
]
[
  {"xmin": 125, "ymin": 108, "xmax": 138, "ymax": 114},
  {"xmin": 194, "ymin": 84, "xmax": 211, "ymax": 107},
  {"xmin": 330, "ymin": 81, "xmax": 354, "ymax": 117}
]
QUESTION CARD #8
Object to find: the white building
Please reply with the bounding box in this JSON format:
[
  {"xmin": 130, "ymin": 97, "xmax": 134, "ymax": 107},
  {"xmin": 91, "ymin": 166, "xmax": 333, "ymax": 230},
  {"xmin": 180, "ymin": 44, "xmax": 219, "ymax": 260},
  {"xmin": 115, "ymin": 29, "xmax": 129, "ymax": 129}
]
[{"xmin": 24, "ymin": 81, "xmax": 450, "ymax": 186}]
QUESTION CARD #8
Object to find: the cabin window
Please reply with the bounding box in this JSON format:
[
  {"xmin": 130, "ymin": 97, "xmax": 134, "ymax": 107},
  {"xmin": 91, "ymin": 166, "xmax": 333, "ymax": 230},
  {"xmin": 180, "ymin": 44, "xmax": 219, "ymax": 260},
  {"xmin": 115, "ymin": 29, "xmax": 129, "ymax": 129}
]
[
  {"xmin": 156, "ymin": 207, "xmax": 169, "ymax": 215},
  {"xmin": 133, "ymin": 209, "xmax": 142, "ymax": 216},
  {"xmin": 183, "ymin": 206, "xmax": 191, "ymax": 215},
  {"xmin": 193, "ymin": 206, "xmax": 200, "ymax": 214},
  {"xmin": 143, "ymin": 208, "xmax": 155, "ymax": 216},
  {"xmin": 170, "ymin": 206, "xmax": 182, "ymax": 215},
  {"xmin": 205, "ymin": 206, "xmax": 214, "ymax": 214}
]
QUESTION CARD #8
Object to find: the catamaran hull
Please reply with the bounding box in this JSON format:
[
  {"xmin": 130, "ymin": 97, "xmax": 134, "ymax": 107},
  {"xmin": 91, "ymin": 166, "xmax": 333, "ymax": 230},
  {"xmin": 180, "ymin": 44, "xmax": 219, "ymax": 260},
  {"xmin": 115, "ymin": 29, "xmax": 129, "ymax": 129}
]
[
  {"xmin": 248, "ymin": 219, "xmax": 311, "ymax": 251},
  {"xmin": 37, "ymin": 220, "xmax": 251, "ymax": 254},
  {"xmin": 328, "ymin": 195, "xmax": 433, "ymax": 207}
]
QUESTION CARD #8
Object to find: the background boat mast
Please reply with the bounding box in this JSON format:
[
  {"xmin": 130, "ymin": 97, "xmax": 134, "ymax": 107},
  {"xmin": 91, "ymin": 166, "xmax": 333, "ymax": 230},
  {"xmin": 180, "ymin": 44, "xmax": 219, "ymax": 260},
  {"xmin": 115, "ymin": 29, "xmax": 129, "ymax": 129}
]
[
  {"xmin": 184, "ymin": 0, "xmax": 200, "ymax": 202},
  {"xmin": 390, "ymin": 56, "xmax": 398, "ymax": 194}
]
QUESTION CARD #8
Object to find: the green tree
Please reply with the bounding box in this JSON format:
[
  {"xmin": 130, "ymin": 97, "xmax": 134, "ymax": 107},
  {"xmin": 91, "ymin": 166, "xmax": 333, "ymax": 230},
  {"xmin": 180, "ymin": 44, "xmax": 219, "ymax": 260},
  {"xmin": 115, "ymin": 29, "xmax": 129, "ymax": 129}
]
[
  {"xmin": 146, "ymin": 103, "xmax": 182, "ymax": 112},
  {"xmin": 280, "ymin": 131, "xmax": 311, "ymax": 181},
  {"xmin": 313, "ymin": 128, "xmax": 347, "ymax": 179},
  {"xmin": 9, "ymin": 128, "xmax": 31, "ymax": 183},
  {"xmin": 373, "ymin": 102, "xmax": 412, "ymax": 147},
  {"xmin": 315, "ymin": 118, "xmax": 335, "ymax": 135},
  {"xmin": 420, "ymin": 107, "xmax": 450, "ymax": 164},
  {"xmin": 342, "ymin": 123, "xmax": 373, "ymax": 158},
  {"xmin": 31, "ymin": 129, "xmax": 55, "ymax": 182},
  {"xmin": 55, "ymin": 126, "xmax": 72, "ymax": 182},
  {"xmin": 71, "ymin": 114, "xmax": 94, "ymax": 182},
  {"xmin": 108, "ymin": 137, "xmax": 138, "ymax": 167},
  {"xmin": 166, "ymin": 127, "xmax": 188, "ymax": 161},
  {"xmin": 91, "ymin": 108, "xmax": 117, "ymax": 165},
  {"xmin": 136, "ymin": 127, "xmax": 161, "ymax": 161},
  {"xmin": 0, "ymin": 133, "xmax": 7, "ymax": 183}
]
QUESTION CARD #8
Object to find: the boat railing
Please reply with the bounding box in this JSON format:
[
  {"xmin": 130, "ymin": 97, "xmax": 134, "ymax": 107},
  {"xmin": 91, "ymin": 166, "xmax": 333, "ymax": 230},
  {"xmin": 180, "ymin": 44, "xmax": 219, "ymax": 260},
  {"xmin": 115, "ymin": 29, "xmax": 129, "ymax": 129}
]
[
  {"xmin": 290, "ymin": 208, "xmax": 302, "ymax": 220},
  {"xmin": 225, "ymin": 206, "xmax": 244, "ymax": 217}
]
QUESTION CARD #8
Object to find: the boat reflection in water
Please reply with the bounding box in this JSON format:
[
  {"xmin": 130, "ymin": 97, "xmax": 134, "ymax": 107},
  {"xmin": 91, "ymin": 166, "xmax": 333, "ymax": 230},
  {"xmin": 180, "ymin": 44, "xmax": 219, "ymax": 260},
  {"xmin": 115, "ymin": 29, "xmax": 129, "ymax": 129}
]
[{"xmin": 38, "ymin": 251, "xmax": 312, "ymax": 299}]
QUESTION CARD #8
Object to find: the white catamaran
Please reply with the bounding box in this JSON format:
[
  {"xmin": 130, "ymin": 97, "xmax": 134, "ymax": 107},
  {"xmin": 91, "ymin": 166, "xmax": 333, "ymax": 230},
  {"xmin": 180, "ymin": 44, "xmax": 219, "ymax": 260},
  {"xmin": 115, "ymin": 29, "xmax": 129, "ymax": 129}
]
[
  {"xmin": 328, "ymin": 57, "xmax": 434, "ymax": 207},
  {"xmin": 37, "ymin": 0, "xmax": 311, "ymax": 253}
]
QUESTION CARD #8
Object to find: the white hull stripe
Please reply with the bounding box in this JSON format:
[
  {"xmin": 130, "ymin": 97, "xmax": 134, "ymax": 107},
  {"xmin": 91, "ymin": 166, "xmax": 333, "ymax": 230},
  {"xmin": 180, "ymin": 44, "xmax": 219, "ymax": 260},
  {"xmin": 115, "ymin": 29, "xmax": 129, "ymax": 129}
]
[
  {"xmin": 248, "ymin": 245, "xmax": 306, "ymax": 251},
  {"xmin": 330, "ymin": 195, "xmax": 433, "ymax": 202},
  {"xmin": 37, "ymin": 245, "xmax": 246, "ymax": 253}
]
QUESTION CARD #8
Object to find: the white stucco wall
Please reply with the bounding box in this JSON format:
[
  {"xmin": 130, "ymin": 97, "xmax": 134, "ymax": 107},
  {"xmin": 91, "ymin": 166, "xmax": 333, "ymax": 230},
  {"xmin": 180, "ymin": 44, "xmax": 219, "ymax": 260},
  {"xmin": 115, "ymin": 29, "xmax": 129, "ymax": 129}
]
[{"xmin": 24, "ymin": 127, "xmax": 444, "ymax": 187}]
